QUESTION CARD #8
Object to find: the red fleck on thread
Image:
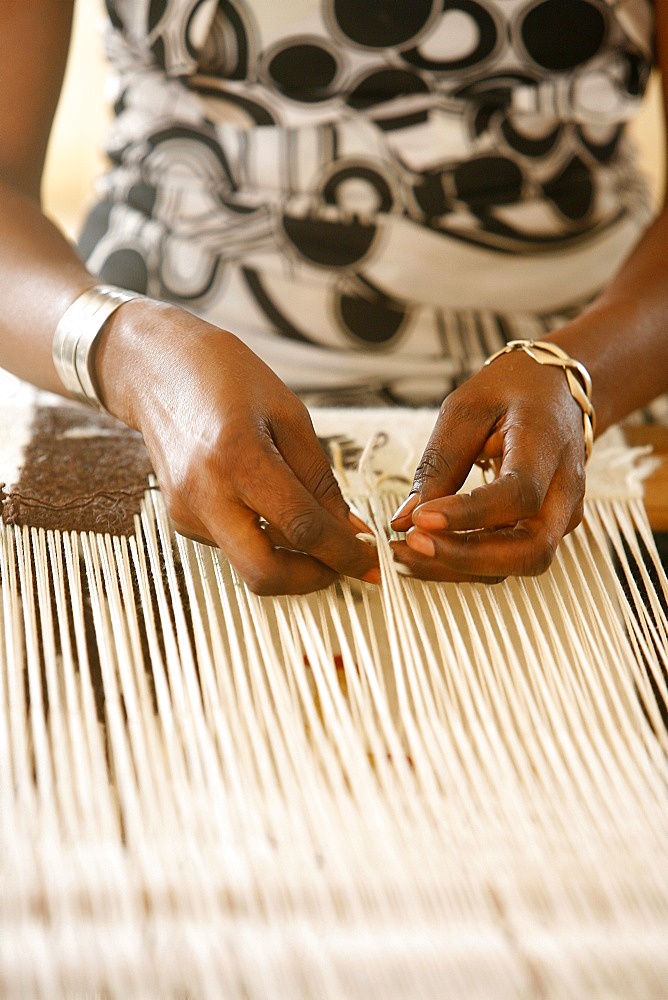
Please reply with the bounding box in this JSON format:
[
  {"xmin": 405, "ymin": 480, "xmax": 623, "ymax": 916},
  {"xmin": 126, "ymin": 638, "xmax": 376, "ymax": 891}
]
[
  {"xmin": 386, "ymin": 753, "xmax": 414, "ymax": 770},
  {"xmin": 303, "ymin": 653, "xmax": 357, "ymax": 673}
]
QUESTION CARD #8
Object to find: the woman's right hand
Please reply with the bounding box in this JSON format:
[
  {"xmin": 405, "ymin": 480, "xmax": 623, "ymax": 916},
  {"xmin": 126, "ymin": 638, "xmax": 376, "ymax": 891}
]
[{"xmin": 96, "ymin": 299, "xmax": 379, "ymax": 595}]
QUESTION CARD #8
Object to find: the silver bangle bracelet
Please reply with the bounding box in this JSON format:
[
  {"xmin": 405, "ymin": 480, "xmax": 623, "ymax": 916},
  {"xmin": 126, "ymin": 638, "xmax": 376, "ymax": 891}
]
[{"xmin": 52, "ymin": 285, "xmax": 143, "ymax": 411}]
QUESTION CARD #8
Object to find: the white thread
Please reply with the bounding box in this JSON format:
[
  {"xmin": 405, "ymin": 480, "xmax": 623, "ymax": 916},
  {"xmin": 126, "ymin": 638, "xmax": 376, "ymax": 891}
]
[{"xmin": 1, "ymin": 433, "xmax": 667, "ymax": 997}]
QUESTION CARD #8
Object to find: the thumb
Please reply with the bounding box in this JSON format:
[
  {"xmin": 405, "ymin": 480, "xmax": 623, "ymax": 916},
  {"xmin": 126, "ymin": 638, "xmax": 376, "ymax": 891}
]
[{"xmin": 391, "ymin": 396, "xmax": 496, "ymax": 528}]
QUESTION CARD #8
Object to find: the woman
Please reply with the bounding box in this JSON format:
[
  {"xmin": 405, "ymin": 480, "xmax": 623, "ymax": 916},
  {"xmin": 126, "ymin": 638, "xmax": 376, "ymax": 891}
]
[{"xmin": 0, "ymin": 0, "xmax": 666, "ymax": 594}]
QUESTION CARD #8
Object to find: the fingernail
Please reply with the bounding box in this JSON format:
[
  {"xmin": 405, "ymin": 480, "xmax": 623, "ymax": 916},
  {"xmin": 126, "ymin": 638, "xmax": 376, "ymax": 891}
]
[
  {"xmin": 355, "ymin": 532, "xmax": 377, "ymax": 547},
  {"xmin": 390, "ymin": 493, "xmax": 420, "ymax": 523},
  {"xmin": 362, "ymin": 567, "xmax": 382, "ymax": 586},
  {"xmin": 414, "ymin": 509, "xmax": 447, "ymax": 531},
  {"xmin": 394, "ymin": 562, "xmax": 415, "ymax": 578},
  {"xmin": 406, "ymin": 529, "xmax": 436, "ymax": 558},
  {"xmin": 348, "ymin": 507, "xmax": 371, "ymax": 533}
]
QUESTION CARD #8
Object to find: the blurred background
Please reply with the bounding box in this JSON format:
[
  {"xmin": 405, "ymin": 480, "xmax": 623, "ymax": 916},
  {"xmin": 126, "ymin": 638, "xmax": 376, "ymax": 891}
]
[
  {"xmin": 43, "ymin": 1, "xmax": 666, "ymax": 244},
  {"xmin": 43, "ymin": 0, "xmax": 109, "ymax": 240}
]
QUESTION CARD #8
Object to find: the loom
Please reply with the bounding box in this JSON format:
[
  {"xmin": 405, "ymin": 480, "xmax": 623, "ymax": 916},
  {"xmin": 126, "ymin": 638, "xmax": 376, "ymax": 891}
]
[{"xmin": 1, "ymin": 375, "xmax": 667, "ymax": 999}]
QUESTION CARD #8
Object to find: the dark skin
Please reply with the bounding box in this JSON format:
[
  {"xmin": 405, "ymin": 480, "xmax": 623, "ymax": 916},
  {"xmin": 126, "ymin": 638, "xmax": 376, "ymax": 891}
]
[
  {"xmin": 0, "ymin": 1, "xmax": 378, "ymax": 596},
  {"xmin": 390, "ymin": 4, "xmax": 668, "ymax": 582},
  {"xmin": 0, "ymin": 2, "xmax": 667, "ymax": 594}
]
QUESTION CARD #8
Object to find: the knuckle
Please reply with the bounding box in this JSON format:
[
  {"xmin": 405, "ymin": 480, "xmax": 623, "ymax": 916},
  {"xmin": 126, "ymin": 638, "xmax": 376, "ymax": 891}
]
[
  {"xmin": 235, "ymin": 461, "xmax": 262, "ymax": 501},
  {"xmin": 413, "ymin": 447, "xmax": 455, "ymax": 489},
  {"xmin": 566, "ymin": 500, "xmax": 584, "ymax": 535},
  {"xmin": 520, "ymin": 531, "xmax": 558, "ymax": 576},
  {"xmin": 282, "ymin": 394, "xmax": 311, "ymax": 423},
  {"xmin": 237, "ymin": 560, "xmax": 285, "ymax": 597},
  {"xmin": 240, "ymin": 564, "xmax": 280, "ymax": 597},
  {"xmin": 505, "ymin": 470, "xmax": 543, "ymax": 517},
  {"xmin": 573, "ymin": 466, "xmax": 586, "ymax": 503},
  {"xmin": 306, "ymin": 461, "xmax": 343, "ymax": 506},
  {"xmin": 169, "ymin": 446, "xmax": 222, "ymax": 503},
  {"xmin": 282, "ymin": 505, "xmax": 324, "ymax": 551},
  {"xmin": 440, "ymin": 391, "xmax": 480, "ymax": 423},
  {"xmin": 161, "ymin": 481, "xmax": 191, "ymax": 526},
  {"xmin": 440, "ymin": 390, "xmax": 499, "ymax": 434}
]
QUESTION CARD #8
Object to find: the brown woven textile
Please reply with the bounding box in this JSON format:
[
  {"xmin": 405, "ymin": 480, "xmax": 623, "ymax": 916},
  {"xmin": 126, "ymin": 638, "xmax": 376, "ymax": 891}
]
[{"xmin": 1, "ymin": 404, "xmax": 153, "ymax": 536}]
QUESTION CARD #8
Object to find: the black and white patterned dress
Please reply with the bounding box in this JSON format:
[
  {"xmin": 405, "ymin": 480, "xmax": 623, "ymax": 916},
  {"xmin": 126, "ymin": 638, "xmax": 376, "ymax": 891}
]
[{"xmin": 80, "ymin": 0, "xmax": 657, "ymax": 406}]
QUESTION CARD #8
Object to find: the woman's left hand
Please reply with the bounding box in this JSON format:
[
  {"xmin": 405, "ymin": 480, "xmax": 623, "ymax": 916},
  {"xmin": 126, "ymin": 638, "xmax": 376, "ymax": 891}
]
[{"xmin": 389, "ymin": 349, "xmax": 589, "ymax": 583}]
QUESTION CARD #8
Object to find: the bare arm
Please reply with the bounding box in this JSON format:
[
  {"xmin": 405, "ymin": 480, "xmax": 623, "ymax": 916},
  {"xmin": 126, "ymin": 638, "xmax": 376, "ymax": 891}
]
[
  {"xmin": 555, "ymin": 1, "xmax": 668, "ymax": 433},
  {"xmin": 0, "ymin": 1, "xmax": 97, "ymax": 391},
  {"xmin": 0, "ymin": 1, "xmax": 377, "ymax": 595},
  {"xmin": 392, "ymin": 5, "xmax": 668, "ymax": 582}
]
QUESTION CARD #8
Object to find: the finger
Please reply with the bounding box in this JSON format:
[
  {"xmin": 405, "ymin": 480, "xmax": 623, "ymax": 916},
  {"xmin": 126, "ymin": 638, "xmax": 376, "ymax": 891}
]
[
  {"xmin": 413, "ymin": 396, "xmax": 500, "ymax": 502},
  {"xmin": 168, "ymin": 496, "xmax": 339, "ymax": 592},
  {"xmin": 174, "ymin": 498, "xmax": 371, "ymax": 550},
  {"xmin": 207, "ymin": 501, "xmax": 341, "ymax": 595},
  {"xmin": 391, "ymin": 395, "xmax": 499, "ymax": 530},
  {"xmin": 413, "ymin": 417, "xmax": 577, "ymax": 533},
  {"xmin": 271, "ymin": 409, "xmax": 377, "ymax": 545},
  {"xmin": 271, "ymin": 408, "xmax": 367, "ymax": 529},
  {"xmin": 222, "ymin": 442, "xmax": 379, "ymax": 583},
  {"xmin": 389, "ymin": 491, "xmax": 421, "ymax": 532},
  {"xmin": 166, "ymin": 497, "xmax": 216, "ymax": 547},
  {"xmin": 413, "ymin": 467, "xmax": 546, "ymax": 533},
  {"xmin": 164, "ymin": 436, "xmax": 377, "ymax": 590},
  {"xmin": 477, "ymin": 430, "xmax": 504, "ymax": 462},
  {"xmin": 390, "ymin": 541, "xmax": 507, "ymax": 585},
  {"xmin": 258, "ymin": 521, "xmax": 293, "ymax": 550},
  {"xmin": 263, "ymin": 520, "xmax": 378, "ymax": 554},
  {"xmin": 172, "ymin": 494, "xmax": 362, "ymax": 596},
  {"xmin": 396, "ymin": 477, "xmax": 575, "ymax": 580}
]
